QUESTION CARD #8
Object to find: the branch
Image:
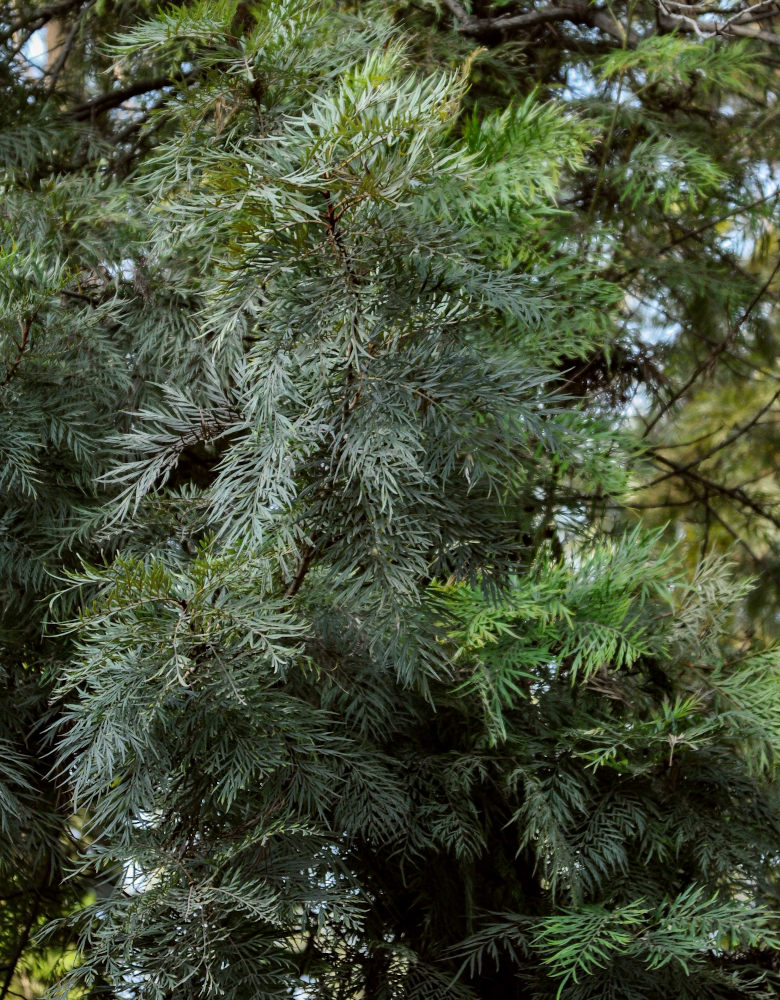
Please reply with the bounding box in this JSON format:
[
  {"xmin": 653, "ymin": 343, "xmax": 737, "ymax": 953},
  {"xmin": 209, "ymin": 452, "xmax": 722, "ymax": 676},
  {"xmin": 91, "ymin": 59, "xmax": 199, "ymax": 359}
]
[
  {"xmin": 648, "ymin": 450, "xmax": 780, "ymax": 531},
  {"xmin": 642, "ymin": 255, "xmax": 780, "ymax": 436},
  {"xmin": 69, "ymin": 70, "xmax": 196, "ymax": 121},
  {"xmin": 441, "ymin": 0, "xmax": 780, "ymax": 48},
  {"xmin": 644, "ymin": 383, "xmax": 780, "ymax": 492},
  {"xmin": 697, "ymin": 493, "xmax": 761, "ymax": 563},
  {"xmin": 0, "ymin": 313, "xmax": 37, "ymax": 389},
  {"xmin": 440, "ymin": 0, "xmax": 640, "ymax": 46},
  {"xmin": 439, "ymin": 0, "xmax": 471, "ymax": 22},
  {"xmin": 46, "ymin": 1, "xmax": 97, "ymax": 94},
  {"xmin": 656, "ymin": 0, "xmax": 780, "ymax": 45},
  {"xmin": 648, "ymin": 187, "xmax": 780, "ymax": 263},
  {"xmin": 0, "ymin": 875, "xmax": 45, "ymax": 1000},
  {"xmin": 285, "ymin": 545, "xmax": 316, "ymax": 598}
]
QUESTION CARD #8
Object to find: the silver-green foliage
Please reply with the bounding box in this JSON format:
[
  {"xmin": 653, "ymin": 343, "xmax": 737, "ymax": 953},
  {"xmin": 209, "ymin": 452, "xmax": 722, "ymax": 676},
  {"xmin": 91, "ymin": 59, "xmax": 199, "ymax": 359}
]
[{"xmin": 1, "ymin": 2, "xmax": 779, "ymax": 999}]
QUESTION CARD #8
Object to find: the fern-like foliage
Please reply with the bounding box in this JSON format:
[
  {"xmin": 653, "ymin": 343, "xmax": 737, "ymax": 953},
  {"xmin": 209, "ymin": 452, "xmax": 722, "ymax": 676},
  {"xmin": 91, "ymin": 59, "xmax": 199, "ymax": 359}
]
[{"xmin": 0, "ymin": 2, "xmax": 778, "ymax": 999}]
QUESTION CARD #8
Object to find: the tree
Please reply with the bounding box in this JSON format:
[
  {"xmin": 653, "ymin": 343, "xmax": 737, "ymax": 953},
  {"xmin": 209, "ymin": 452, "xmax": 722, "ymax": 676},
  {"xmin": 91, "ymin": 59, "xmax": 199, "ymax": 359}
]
[
  {"xmin": 402, "ymin": 0, "xmax": 780, "ymax": 612},
  {"xmin": 1, "ymin": 2, "xmax": 780, "ymax": 999}
]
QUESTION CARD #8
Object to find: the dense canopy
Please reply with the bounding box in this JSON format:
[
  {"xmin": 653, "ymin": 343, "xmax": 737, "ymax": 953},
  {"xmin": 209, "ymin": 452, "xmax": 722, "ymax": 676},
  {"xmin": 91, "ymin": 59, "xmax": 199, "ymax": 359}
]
[{"xmin": 2, "ymin": 2, "xmax": 780, "ymax": 999}]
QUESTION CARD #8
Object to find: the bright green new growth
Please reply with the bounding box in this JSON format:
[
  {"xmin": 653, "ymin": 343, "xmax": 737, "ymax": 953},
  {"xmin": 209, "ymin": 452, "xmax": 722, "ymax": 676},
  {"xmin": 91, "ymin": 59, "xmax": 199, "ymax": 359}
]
[{"xmin": 1, "ymin": 1, "xmax": 780, "ymax": 998}]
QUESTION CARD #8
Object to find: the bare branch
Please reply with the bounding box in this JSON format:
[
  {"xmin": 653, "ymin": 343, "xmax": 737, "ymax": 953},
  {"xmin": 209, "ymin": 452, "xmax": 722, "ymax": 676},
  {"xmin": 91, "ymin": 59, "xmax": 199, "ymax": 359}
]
[
  {"xmin": 656, "ymin": 0, "xmax": 780, "ymax": 45},
  {"xmin": 649, "ymin": 450, "xmax": 780, "ymax": 531},
  {"xmin": 644, "ymin": 383, "xmax": 780, "ymax": 493},
  {"xmin": 440, "ymin": 0, "xmax": 780, "ymax": 48},
  {"xmin": 642, "ymin": 256, "xmax": 780, "ymax": 437},
  {"xmin": 440, "ymin": 1, "xmax": 640, "ymax": 47},
  {"xmin": 652, "ymin": 188, "xmax": 780, "ymax": 260}
]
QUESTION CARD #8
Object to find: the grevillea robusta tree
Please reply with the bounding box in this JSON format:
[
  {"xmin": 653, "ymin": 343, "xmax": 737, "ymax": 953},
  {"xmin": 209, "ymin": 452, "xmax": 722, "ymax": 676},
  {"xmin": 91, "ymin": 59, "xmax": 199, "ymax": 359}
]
[{"xmin": 1, "ymin": 2, "xmax": 780, "ymax": 998}]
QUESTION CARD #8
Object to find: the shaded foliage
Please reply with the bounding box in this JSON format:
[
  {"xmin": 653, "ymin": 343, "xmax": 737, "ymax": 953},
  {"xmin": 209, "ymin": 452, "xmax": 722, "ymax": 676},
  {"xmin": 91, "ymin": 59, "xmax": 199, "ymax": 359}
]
[{"xmin": 1, "ymin": 2, "xmax": 780, "ymax": 999}]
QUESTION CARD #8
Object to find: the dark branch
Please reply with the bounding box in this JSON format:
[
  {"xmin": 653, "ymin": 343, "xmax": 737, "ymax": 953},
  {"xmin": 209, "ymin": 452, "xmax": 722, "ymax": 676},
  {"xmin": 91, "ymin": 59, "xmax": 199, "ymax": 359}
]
[
  {"xmin": 644, "ymin": 384, "xmax": 780, "ymax": 491},
  {"xmin": 623, "ymin": 188, "xmax": 780, "ymax": 275},
  {"xmin": 656, "ymin": 0, "xmax": 780, "ymax": 45},
  {"xmin": 69, "ymin": 71, "xmax": 196, "ymax": 121},
  {"xmin": 649, "ymin": 450, "xmax": 780, "ymax": 531},
  {"xmin": 46, "ymin": 2, "xmax": 97, "ymax": 94},
  {"xmin": 0, "ymin": 874, "xmax": 45, "ymax": 1000},
  {"xmin": 285, "ymin": 545, "xmax": 316, "ymax": 598},
  {"xmin": 642, "ymin": 255, "xmax": 780, "ymax": 437},
  {"xmin": 440, "ymin": 0, "xmax": 780, "ymax": 49},
  {"xmin": 1, "ymin": 313, "xmax": 37, "ymax": 389},
  {"xmin": 440, "ymin": 0, "xmax": 640, "ymax": 46}
]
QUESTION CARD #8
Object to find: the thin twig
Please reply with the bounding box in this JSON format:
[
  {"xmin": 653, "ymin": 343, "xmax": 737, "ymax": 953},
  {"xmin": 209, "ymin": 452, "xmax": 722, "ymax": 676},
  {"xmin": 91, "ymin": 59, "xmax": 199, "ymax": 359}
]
[
  {"xmin": 630, "ymin": 187, "xmax": 780, "ymax": 271},
  {"xmin": 643, "ymin": 383, "xmax": 780, "ymax": 491},
  {"xmin": 642, "ymin": 256, "xmax": 780, "ymax": 437},
  {"xmin": 649, "ymin": 451, "xmax": 780, "ymax": 531}
]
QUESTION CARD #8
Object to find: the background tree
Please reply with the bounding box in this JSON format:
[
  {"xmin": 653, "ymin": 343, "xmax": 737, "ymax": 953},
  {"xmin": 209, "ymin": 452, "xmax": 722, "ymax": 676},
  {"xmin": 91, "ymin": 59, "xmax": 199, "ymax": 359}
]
[
  {"xmin": 1, "ymin": 2, "xmax": 780, "ymax": 999},
  {"xmin": 401, "ymin": 0, "xmax": 780, "ymax": 613}
]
